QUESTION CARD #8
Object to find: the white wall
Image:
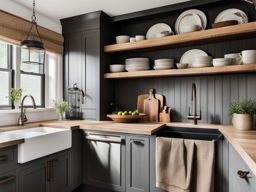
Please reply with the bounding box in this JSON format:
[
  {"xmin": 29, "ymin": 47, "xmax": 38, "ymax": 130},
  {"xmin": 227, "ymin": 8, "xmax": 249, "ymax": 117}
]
[{"xmin": 0, "ymin": 0, "xmax": 62, "ymax": 33}]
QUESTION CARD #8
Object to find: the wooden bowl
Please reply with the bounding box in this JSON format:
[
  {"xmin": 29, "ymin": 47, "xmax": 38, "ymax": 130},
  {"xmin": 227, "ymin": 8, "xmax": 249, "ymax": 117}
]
[
  {"xmin": 212, "ymin": 20, "xmax": 239, "ymax": 29},
  {"xmin": 107, "ymin": 113, "xmax": 147, "ymax": 123}
]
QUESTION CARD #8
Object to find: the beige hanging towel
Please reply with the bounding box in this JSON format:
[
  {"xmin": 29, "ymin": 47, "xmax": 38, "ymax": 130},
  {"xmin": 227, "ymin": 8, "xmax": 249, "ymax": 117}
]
[
  {"xmin": 191, "ymin": 140, "xmax": 215, "ymax": 192},
  {"xmin": 155, "ymin": 137, "xmax": 195, "ymax": 192}
]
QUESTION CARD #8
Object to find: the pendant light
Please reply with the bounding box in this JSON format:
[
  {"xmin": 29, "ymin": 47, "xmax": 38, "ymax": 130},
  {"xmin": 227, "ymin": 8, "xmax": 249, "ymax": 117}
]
[{"xmin": 21, "ymin": 0, "xmax": 45, "ymax": 66}]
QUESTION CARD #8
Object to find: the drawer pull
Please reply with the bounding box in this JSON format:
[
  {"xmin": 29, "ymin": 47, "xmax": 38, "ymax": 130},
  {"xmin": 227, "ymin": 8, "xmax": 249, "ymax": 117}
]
[
  {"xmin": 130, "ymin": 140, "xmax": 145, "ymax": 145},
  {"xmin": 0, "ymin": 176, "xmax": 15, "ymax": 185},
  {"xmin": 237, "ymin": 170, "xmax": 250, "ymax": 179},
  {"xmin": 0, "ymin": 155, "xmax": 8, "ymax": 161}
]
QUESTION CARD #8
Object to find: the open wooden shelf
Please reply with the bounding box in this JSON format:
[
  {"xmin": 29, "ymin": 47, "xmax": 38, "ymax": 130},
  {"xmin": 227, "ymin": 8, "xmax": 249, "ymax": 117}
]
[
  {"xmin": 104, "ymin": 64, "xmax": 256, "ymax": 79},
  {"xmin": 104, "ymin": 22, "xmax": 256, "ymax": 53}
]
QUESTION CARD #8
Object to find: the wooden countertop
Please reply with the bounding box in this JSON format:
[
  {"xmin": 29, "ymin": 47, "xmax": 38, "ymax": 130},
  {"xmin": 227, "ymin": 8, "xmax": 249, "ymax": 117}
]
[{"xmin": 0, "ymin": 120, "xmax": 256, "ymax": 176}]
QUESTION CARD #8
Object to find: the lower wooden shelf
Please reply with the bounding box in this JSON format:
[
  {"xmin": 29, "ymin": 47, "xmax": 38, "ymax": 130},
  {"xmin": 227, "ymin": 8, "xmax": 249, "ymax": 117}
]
[{"xmin": 104, "ymin": 64, "xmax": 256, "ymax": 79}]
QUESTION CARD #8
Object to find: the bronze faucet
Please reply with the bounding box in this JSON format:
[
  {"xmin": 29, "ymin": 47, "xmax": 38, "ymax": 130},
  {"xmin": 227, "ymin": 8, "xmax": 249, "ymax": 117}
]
[
  {"xmin": 18, "ymin": 95, "xmax": 37, "ymax": 126},
  {"xmin": 187, "ymin": 83, "xmax": 201, "ymax": 125}
]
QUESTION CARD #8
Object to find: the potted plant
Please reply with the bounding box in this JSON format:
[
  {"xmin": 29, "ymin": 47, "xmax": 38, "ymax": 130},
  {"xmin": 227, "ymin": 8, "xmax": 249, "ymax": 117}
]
[
  {"xmin": 229, "ymin": 100, "xmax": 256, "ymax": 130},
  {"xmin": 54, "ymin": 101, "xmax": 69, "ymax": 120},
  {"xmin": 8, "ymin": 88, "xmax": 23, "ymax": 109}
]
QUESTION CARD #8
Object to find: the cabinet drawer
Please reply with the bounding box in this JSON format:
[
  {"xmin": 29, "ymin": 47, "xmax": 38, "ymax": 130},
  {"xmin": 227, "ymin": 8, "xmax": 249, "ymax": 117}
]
[
  {"xmin": 229, "ymin": 146, "xmax": 256, "ymax": 192},
  {"xmin": 0, "ymin": 170, "xmax": 16, "ymax": 192},
  {"xmin": 0, "ymin": 147, "xmax": 17, "ymax": 172}
]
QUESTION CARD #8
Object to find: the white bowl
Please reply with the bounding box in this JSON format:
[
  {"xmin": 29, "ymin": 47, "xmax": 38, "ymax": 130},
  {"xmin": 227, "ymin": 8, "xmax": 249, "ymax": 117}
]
[
  {"xmin": 176, "ymin": 63, "xmax": 189, "ymax": 69},
  {"xmin": 110, "ymin": 65, "xmax": 125, "ymax": 73},
  {"xmin": 181, "ymin": 25, "xmax": 202, "ymax": 34},
  {"xmin": 116, "ymin": 36, "xmax": 130, "ymax": 44},
  {"xmin": 241, "ymin": 50, "xmax": 256, "ymax": 58},
  {"xmin": 213, "ymin": 58, "xmax": 231, "ymax": 67},
  {"xmin": 224, "ymin": 53, "xmax": 242, "ymax": 65},
  {"xmin": 135, "ymin": 35, "xmax": 146, "ymax": 41}
]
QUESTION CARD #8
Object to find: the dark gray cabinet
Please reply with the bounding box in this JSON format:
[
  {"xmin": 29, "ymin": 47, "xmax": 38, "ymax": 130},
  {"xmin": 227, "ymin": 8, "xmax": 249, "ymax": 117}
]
[
  {"xmin": 126, "ymin": 136, "xmax": 150, "ymax": 192},
  {"xmin": 0, "ymin": 170, "xmax": 17, "ymax": 192},
  {"xmin": 83, "ymin": 132, "xmax": 125, "ymax": 192},
  {"xmin": 17, "ymin": 150, "xmax": 70, "ymax": 192},
  {"xmin": 229, "ymin": 145, "xmax": 256, "ymax": 192}
]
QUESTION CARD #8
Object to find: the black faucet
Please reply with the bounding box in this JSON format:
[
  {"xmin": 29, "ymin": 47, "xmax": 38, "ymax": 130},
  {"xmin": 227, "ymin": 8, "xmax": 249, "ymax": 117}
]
[
  {"xmin": 18, "ymin": 95, "xmax": 37, "ymax": 126},
  {"xmin": 187, "ymin": 83, "xmax": 201, "ymax": 125}
]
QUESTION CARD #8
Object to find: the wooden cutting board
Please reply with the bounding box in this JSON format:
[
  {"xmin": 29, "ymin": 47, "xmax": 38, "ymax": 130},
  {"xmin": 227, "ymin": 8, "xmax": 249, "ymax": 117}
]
[
  {"xmin": 137, "ymin": 93, "xmax": 164, "ymax": 113},
  {"xmin": 143, "ymin": 89, "xmax": 160, "ymax": 122}
]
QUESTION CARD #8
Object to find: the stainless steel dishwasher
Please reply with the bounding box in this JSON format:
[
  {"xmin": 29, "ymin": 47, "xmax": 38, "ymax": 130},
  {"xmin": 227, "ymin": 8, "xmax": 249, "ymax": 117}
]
[{"xmin": 83, "ymin": 132, "xmax": 126, "ymax": 192}]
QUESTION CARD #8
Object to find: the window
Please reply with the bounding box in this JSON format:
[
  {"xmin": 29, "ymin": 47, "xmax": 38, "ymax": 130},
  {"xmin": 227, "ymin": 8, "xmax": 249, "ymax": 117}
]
[
  {"xmin": 0, "ymin": 40, "xmax": 62, "ymax": 110},
  {"xmin": 20, "ymin": 48, "xmax": 45, "ymax": 107},
  {"xmin": 0, "ymin": 42, "xmax": 13, "ymax": 109}
]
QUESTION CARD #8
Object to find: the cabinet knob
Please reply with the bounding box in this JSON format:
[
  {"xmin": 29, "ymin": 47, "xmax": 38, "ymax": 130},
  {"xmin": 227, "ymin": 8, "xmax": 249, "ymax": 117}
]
[
  {"xmin": 130, "ymin": 140, "xmax": 144, "ymax": 145},
  {"xmin": 237, "ymin": 170, "xmax": 250, "ymax": 179}
]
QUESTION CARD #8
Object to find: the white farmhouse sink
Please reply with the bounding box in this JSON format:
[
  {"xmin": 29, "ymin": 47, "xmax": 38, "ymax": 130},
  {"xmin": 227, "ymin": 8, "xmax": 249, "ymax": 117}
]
[{"xmin": 0, "ymin": 127, "xmax": 72, "ymax": 163}]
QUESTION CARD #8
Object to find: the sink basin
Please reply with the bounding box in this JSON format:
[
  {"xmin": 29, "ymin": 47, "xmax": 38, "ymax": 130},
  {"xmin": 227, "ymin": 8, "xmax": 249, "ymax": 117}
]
[{"xmin": 0, "ymin": 127, "xmax": 72, "ymax": 163}]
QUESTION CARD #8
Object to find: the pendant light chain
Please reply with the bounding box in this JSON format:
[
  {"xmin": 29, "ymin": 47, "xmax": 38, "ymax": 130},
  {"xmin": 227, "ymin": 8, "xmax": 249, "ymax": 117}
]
[{"xmin": 32, "ymin": 0, "xmax": 36, "ymax": 22}]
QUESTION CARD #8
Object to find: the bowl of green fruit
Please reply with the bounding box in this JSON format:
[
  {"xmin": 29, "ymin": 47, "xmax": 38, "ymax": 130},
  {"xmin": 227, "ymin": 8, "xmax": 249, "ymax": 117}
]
[{"xmin": 107, "ymin": 110, "xmax": 147, "ymax": 123}]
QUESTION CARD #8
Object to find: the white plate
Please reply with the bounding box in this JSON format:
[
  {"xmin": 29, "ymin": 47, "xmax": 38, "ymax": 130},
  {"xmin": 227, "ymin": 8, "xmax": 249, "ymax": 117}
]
[
  {"xmin": 154, "ymin": 66, "xmax": 173, "ymax": 70},
  {"xmin": 175, "ymin": 9, "xmax": 207, "ymax": 34},
  {"xmin": 146, "ymin": 23, "xmax": 173, "ymax": 39},
  {"xmin": 126, "ymin": 67, "xmax": 150, "ymax": 72},
  {"xmin": 180, "ymin": 49, "xmax": 208, "ymax": 68},
  {"xmin": 215, "ymin": 8, "xmax": 248, "ymax": 24},
  {"xmin": 176, "ymin": 14, "xmax": 202, "ymax": 34}
]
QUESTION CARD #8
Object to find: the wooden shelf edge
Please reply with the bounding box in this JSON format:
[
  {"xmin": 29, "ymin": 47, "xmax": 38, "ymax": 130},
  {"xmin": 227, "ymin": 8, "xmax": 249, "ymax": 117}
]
[
  {"xmin": 104, "ymin": 64, "xmax": 256, "ymax": 79},
  {"xmin": 104, "ymin": 22, "xmax": 256, "ymax": 53}
]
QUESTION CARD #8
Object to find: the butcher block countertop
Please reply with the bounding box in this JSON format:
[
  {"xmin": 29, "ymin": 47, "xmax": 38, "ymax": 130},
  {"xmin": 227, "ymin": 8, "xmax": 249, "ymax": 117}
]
[{"xmin": 1, "ymin": 120, "xmax": 256, "ymax": 176}]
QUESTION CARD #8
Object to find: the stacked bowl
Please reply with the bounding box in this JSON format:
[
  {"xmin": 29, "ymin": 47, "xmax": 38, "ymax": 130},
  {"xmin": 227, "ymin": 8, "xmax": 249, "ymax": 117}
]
[
  {"xmin": 241, "ymin": 50, "xmax": 256, "ymax": 64},
  {"xmin": 154, "ymin": 59, "xmax": 175, "ymax": 70},
  {"xmin": 192, "ymin": 56, "xmax": 212, "ymax": 68},
  {"xmin": 109, "ymin": 64, "xmax": 125, "ymax": 73},
  {"xmin": 213, "ymin": 58, "xmax": 231, "ymax": 67},
  {"xmin": 125, "ymin": 58, "xmax": 150, "ymax": 72}
]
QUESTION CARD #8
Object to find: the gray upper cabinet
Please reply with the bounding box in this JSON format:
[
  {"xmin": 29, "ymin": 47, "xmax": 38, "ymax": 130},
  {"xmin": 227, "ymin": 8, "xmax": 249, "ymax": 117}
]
[
  {"xmin": 126, "ymin": 136, "xmax": 150, "ymax": 192},
  {"xmin": 229, "ymin": 145, "xmax": 256, "ymax": 192},
  {"xmin": 83, "ymin": 132, "xmax": 126, "ymax": 192}
]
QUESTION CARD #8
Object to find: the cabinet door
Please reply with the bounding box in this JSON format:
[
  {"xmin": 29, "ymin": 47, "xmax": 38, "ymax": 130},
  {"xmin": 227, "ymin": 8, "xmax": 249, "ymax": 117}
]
[
  {"xmin": 0, "ymin": 170, "xmax": 16, "ymax": 192},
  {"xmin": 84, "ymin": 132, "xmax": 125, "ymax": 191},
  {"xmin": 17, "ymin": 160, "xmax": 46, "ymax": 192},
  {"xmin": 47, "ymin": 152, "xmax": 70, "ymax": 192},
  {"xmin": 229, "ymin": 145, "xmax": 256, "ymax": 192},
  {"xmin": 126, "ymin": 136, "xmax": 150, "ymax": 192}
]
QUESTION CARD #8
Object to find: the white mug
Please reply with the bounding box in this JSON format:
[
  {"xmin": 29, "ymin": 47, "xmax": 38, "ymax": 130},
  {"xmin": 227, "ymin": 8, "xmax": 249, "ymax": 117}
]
[{"xmin": 224, "ymin": 53, "xmax": 242, "ymax": 65}]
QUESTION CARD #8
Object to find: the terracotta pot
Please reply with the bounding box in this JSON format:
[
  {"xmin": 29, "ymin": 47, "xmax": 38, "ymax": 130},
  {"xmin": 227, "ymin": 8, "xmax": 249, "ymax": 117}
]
[{"xmin": 232, "ymin": 114, "xmax": 254, "ymax": 130}]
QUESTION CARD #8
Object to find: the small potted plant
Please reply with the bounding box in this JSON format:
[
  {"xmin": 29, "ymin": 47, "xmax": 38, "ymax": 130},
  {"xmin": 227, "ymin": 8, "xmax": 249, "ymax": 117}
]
[
  {"xmin": 54, "ymin": 101, "xmax": 69, "ymax": 121},
  {"xmin": 229, "ymin": 100, "xmax": 256, "ymax": 130},
  {"xmin": 8, "ymin": 88, "xmax": 23, "ymax": 109}
]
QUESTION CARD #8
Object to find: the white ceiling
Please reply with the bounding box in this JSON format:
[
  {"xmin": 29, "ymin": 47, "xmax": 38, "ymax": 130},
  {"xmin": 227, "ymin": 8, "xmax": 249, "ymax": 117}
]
[{"xmin": 12, "ymin": 0, "xmax": 189, "ymax": 19}]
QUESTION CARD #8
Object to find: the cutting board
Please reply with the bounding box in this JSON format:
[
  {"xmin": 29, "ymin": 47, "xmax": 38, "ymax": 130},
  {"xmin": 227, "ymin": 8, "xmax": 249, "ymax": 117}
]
[
  {"xmin": 137, "ymin": 93, "xmax": 164, "ymax": 113},
  {"xmin": 143, "ymin": 89, "xmax": 160, "ymax": 122}
]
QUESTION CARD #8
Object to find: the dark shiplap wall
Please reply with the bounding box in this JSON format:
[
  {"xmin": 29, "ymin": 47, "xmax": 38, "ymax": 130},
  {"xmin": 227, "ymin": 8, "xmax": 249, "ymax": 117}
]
[
  {"xmin": 111, "ymin": 1, "xmax": 256, "ymax": 124},
  {"xmin": 114, "ymin": 73, "xmax": 256, "ymax": 124}
]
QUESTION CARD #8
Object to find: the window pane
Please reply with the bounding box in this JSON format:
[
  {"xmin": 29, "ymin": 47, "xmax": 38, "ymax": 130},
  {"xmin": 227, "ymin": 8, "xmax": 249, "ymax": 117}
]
[
  {"xmin": 21, "ymin": 74, "xmax": 43, "ymax": 106},
  {"xmin": 0, "ymin": 71, "xmax": 10, "ymax": 105},
  {"xmin": 0, "ymin": 42, "xmax": 8, "ymax": 69},
  {"xmin": 21, "ymin": 48, "xmax": 44, "ymax": 74},
  {"xmin": 21, "ymin": 63, "xmax": 44, "ymax": 74}
]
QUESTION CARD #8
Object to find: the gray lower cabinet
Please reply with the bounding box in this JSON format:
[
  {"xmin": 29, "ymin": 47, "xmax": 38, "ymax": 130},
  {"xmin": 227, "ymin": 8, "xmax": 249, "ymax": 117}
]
[
  {"xmin": 126, "ymin": 136, "xmax": 150, "ymax": 192},
  {"xmin": 17, "ymin": 150, "xmax": 70, "ymax": 192},
  {"xmin": 229, "ymin": 145, "xmax": 256, "ymax": 192},
  {"xmin": 0, "ymin": 170, "xmax": 17, "ymax": 192},
  {"xmin": 83, "ymin": 132, "xmax": 125, "ymax": 192}
]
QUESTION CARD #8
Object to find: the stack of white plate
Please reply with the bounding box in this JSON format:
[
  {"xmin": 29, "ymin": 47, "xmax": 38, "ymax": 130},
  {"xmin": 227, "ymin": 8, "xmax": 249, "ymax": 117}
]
[
  {"xmin": 213, "ymin": 58, "xmax": 232, "ymax": 67},
  {"xmin": 192, "ymin": 56, "xmax": 213, "ymax": 68},
  {"xmin": 154, "ymin": 59, "xmax": 174, "ymax": 70},
  {"xmin": 109, "ymin": 64, "xmax": 125, "ymax": 73},
  {"xmin": 125, "ymin": 58, "xmax": 150, "ymax": 72}
]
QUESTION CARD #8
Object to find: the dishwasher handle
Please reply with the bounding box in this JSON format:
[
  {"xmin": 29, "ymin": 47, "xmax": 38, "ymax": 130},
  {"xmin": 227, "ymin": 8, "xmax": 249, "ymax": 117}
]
[{"xmin": 85, "ymin": 134, "xmax": 123, "ymax": 143}]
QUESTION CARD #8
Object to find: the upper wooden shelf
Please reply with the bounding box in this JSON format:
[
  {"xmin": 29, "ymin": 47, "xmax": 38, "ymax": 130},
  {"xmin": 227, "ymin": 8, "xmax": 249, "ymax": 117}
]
[
  {"xmin": 104, "ymin": 22, "xmax": 256, "ymax": 53},
  {"xmin": 104, "ymin": 64, "xmax": 256, "ymax": 79}
]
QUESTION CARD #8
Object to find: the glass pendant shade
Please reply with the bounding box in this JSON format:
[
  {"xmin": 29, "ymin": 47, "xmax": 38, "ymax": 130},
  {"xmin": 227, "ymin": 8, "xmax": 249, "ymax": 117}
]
[{"xmin": 21, "ymin": 0, "xmax": 45, "ymax": 66}]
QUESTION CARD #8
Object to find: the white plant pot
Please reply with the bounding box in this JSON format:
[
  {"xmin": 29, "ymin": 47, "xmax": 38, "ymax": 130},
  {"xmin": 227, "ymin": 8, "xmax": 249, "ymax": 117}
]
[{"xmin": 232, "ymin": 114, "xmax": 254, "ymax": 130}]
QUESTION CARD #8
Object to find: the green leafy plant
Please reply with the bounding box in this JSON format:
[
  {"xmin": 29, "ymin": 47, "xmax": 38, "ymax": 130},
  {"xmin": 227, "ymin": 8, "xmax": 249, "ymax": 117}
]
[
  {"xmin": 8, "ymin": 88, "xmax": 23, "ymax": 103},
  {"xmin": 54, "ymin": 101, "xmax": 69, "ymax": 116},
  {"xmin": 229, "ymin": 100, "xmax": 256, "ymax": 116}
]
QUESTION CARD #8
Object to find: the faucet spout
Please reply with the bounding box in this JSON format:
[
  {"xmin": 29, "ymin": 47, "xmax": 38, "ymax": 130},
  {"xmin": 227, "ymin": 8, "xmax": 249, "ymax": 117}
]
[
  {"xmin": 187, "ymin": 83, "xmax": 201, "ymax": 125},
  {"xmin": 18, "ymin": 95, "xmax": 37, "ymax": 126}
]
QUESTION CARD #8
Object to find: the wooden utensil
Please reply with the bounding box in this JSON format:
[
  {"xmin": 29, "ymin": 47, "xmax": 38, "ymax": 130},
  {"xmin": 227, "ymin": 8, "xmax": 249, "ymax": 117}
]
[
  {"xmin": 107, "ymin": 114, "xmax": 147, "ymax": 123},
  {"xmin": 212, "ymin": 20, "xmax": 238, "ymax": 29},
  {"xmin": 137, "ymin": 93, "xmax": 164, "ymax": 113},
  {"xmin": 143, "ymin": 89, "xmax": 160, "ymax": 122}
]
